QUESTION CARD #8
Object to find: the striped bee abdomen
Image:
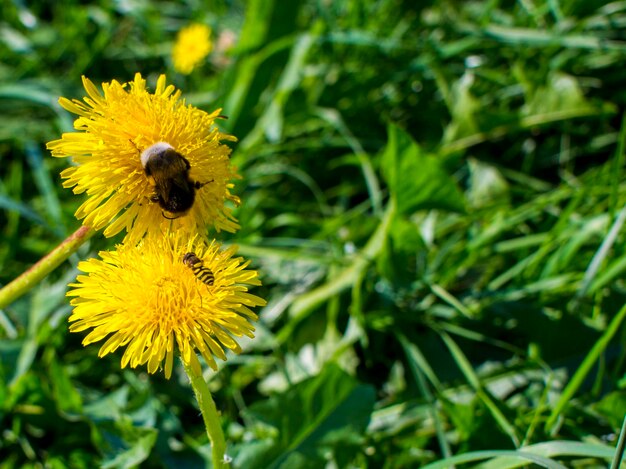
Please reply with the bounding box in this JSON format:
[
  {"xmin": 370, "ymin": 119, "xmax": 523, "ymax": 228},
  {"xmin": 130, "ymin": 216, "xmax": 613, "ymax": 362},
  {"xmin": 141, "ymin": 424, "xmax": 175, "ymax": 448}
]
[{"xmin": 183, "ymin": 252, "xmax": 215, "ymax": 286}]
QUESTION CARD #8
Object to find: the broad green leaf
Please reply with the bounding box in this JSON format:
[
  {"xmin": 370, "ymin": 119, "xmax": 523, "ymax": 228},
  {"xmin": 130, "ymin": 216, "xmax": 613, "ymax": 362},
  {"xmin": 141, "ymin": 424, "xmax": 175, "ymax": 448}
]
[
  {"xmin": 381, "ymin": 124, "xmax": 465, "ymax": 215},
  {"xmin": 594, "ymin": 391, "xmax": 626, "ymax": 429},
  {"xmin": 524, "ymin": 72, "xmax": 595, "ymax": 117},
  {"xmin": 83, "ymin": 386, "xmax": 130, "ymax": 421},
  {"xmin": 377, "ymin": 215, "xmax": 425, "ymax": 285},
  {"xmin": 99, "ymin": 422, "xmax": 158, "ymax": 469},
  {"xmin": 467, "ymin": 158, "xmax": 510, "ymax": 209},
  {"xmin": 234, "ymin": 364, "xmax": 375, "ymax": 469}
]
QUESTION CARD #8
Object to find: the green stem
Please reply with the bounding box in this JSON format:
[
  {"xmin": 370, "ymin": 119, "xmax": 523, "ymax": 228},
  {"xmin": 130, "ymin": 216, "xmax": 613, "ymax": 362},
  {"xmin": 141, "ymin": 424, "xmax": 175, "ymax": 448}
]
[
  {"xmin": 610, "ymin": 413, "xmax": 626, "ymax": 469},
  {"xmin": 183, "ymin": 360, "xmax": 228, "ymax": 468},
  {"xmin": 0, "ymin": 225, "xmax": 95, "ymax": 309}
]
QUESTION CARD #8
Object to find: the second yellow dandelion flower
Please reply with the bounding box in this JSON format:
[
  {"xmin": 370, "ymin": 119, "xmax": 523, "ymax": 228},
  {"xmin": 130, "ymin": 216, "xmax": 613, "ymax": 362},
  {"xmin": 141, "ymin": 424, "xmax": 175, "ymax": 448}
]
[
  {"xmin": 67, "ymin": 231, "xmax": 266, "ymax": 379},
  {"xmin": 173, "ymin": 23, "xmax": 213, "ymax": 74}
]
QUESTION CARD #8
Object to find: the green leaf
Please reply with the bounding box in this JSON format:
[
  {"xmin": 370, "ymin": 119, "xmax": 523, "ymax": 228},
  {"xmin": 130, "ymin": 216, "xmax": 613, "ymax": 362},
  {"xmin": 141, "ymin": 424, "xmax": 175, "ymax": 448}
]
[
  {"xmin": 467, "ymin": 158, "xmax": 510, "ymax": 209},
  {"xmin": 594, "ymin": 391, "xmax": 626, "ymax": 429},
  {"xmin": 377, "ymin": 215, "xmax": 425, "ymax": 285},
  {"xmin": 546, "ymin": 303, "xmax": 626, "ymax": 432},
  {"xmin": 422, "ymin": 449, "xmax": 568, "ymax": 469},
  {"xmin": 443, "ymin": 73, "xmax": 480, "ymax": 142},
  {"xmin": 0, "ymin": 194, "xmax": 46, "ymax": 227},
  {"xmin": 524, "ymin": 72, "xmax": 596, "ymax": 117},
  {"xmin": 234, "ymin": 364, "xmax": 375, "ymax": 469},
  {"xmin": 223, "ymin": 0, "xmax": 304, "ymax": 135},
  {"xmin": 381, "ymin": 124, "xmax": 465, "ymax": 215},
  {"xmin": 49, "ymin": 356, "xmax": 82, "ymax": 414},
  {"xmin": 99, "ymin": 422, "xmax": 158, "ymax": 469},
  {"xmin": 83, "ymin": 386, "xmax": 130, "ymax": 422},
  {"xmin": 473, "ymin": 440, "xmax": 616, "ymax": 469}
]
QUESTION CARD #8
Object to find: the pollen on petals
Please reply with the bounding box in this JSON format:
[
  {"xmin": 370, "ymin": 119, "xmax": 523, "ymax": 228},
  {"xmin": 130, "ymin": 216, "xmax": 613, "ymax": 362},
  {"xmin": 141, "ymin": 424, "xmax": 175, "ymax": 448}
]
[{"xmin": 66, "ymin": 232, "xmax": 266, "ymax": 379}]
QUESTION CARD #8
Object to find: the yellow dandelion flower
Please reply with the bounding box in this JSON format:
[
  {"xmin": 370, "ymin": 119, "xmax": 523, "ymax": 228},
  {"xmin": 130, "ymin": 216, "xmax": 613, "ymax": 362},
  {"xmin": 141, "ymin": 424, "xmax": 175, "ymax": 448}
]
[
  {"xmin": 47, "ymin": 73, "xmax": 240, "ymax": 244},
  {"xmin": 173, "ymin": 23, "xmax": 212, "ymax": 75},
  {"xmin": 66, "ymin": 232, "xmax": 265, "ymax": 379}
]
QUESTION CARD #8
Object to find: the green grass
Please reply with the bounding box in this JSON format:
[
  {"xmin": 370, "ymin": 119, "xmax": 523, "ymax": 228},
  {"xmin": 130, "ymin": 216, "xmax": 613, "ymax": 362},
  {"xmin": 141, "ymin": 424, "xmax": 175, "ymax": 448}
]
[{"xmin": 2, "ymin": 0, "xmax": 626, "ymax": 467}]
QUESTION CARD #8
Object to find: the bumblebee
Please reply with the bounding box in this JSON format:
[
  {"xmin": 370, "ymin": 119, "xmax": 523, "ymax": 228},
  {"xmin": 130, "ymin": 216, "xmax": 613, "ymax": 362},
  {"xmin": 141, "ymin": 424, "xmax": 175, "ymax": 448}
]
[
  {"xmin": 183, "ymin": 252, "xmax": 215, "ymax": 286},
  {"xmin": 140, "ymin": 142, "xmax": 206, "ymax": 218}
]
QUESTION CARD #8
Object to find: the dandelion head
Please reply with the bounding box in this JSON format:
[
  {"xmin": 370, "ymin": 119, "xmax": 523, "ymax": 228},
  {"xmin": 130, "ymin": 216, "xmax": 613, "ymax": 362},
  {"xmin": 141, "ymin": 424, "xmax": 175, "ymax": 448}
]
[
  {"xmin": 67, "ymin": 231, "xmax": 265, "ymax": 379},
  {"xmin": 172, "ymin": 23, "xmax": 212, "ymax": 75},
  {"xmin": 47, "ymin": 73, "xmax": 240, "ymax": 244}
]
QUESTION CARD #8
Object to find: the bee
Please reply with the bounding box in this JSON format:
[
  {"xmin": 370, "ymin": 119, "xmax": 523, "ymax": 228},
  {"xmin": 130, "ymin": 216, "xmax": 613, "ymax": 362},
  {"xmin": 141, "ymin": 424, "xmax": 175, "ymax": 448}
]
[
  {"xmin": 140, "ymin": 142, "xmax": 207, "ymax": 219},
  {"xmin": 183, "ymin": 252, "xmax": 215, "ymax": 286}
]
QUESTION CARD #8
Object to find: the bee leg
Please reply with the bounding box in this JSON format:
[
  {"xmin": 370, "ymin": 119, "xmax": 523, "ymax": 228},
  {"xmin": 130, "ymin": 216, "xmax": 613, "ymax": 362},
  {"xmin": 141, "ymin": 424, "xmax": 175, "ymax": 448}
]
[
  {"xmin": 141, "ymin": 194, "xmax": 160, "ymax": 209},
  {"xmin": 138, "ymin": 194, "xmax": 157, "ymax": 207},
  {"xmin": 198, "ymin": 286, "xmax": 205, "ymax": 308},
  {"xmin": 128, "ymin": 139, "xmax": 141, "ymax": 152},
  {"xmin": 162, "ymin": 211, "xmax": 180, "ymax": 220},
  {"xmin": 194, "ymin": 179, "xmax": 213, "ymax": 190},
  {"xmin": 181, "ymin": 155, "xmax": 191, "ymax": 170}
]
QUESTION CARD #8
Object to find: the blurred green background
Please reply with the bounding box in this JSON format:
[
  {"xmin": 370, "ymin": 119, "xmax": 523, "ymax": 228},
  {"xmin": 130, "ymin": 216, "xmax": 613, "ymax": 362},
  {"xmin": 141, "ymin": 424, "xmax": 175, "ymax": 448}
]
[{"xmin": 2, "ymin": 0, "xmax": 626, "ymax": 467}]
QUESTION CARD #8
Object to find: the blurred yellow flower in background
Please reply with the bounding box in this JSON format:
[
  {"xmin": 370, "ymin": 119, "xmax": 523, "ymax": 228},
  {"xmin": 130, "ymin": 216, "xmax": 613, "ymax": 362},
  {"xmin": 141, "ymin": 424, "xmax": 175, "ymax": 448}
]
[
  {"xmin": 67, "ymin": 232, "xmax": 266, "ymax": 379},
  {"xmin": 47, "ymin": 73, "xmax": 240, "ymax": 244},
  {"xmin": 173, "ymin": 23, "xmax": 213, "ymax": 74}
]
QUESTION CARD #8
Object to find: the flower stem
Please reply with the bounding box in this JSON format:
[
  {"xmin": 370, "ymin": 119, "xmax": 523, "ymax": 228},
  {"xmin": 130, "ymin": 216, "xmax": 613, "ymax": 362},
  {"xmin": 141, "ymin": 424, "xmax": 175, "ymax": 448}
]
[
  {"xmin": 183, "ymin": 359, "xmax": 228, "ymax": 468},
  {"xmin": 0, "ymin": 225, "xmax": 95, "ymax": 309}
]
